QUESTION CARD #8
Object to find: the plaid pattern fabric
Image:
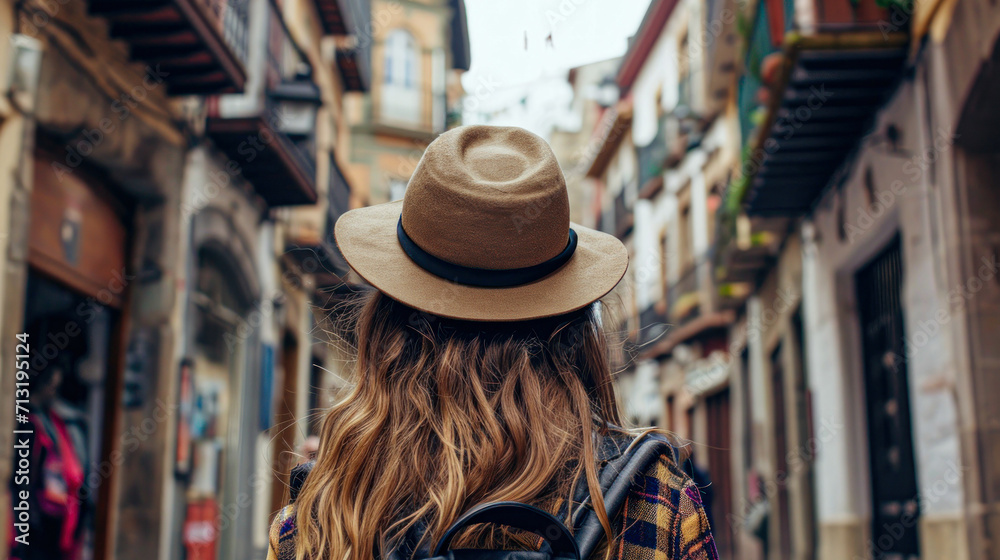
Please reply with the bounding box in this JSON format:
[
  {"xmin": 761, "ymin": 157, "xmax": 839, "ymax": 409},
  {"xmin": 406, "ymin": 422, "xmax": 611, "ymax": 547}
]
[
  {"xmin": 613, "ymin": 452, "xmax": 719, "ymax": 560},
  {"xmin": 268, "ymin": 452, "xmax": 719, "ymax": 560},
  {"xmin": 268, "ymin": 504, "xmax": 298, "ymax": 560}
]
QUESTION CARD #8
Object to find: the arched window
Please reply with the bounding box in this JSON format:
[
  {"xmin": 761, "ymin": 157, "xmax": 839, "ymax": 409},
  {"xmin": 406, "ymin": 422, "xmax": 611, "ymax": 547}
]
[
  {"xmin": 384, "ymin": 29, "xmax": 418, "ymax": 88},
  {"xmin": 381, "ymin": 29, "xmax": 422, "ymax": 126}
]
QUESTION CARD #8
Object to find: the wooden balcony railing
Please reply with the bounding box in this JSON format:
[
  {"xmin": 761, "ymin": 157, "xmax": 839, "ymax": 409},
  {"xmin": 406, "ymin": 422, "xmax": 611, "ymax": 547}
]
[
  {"xmin": 324, "ymin": 0, "xmax": 371, "ymax": 91},
  {"xmin": 613, "ymin": 186, "xmax": 634, "ymax": 240},
  {"xmin": 316, "ymin": 156, "xmax": 352, "ymax": 282},
  {"xmin": 668, "ymin": 258, "xmax": 703, "ymax": 324},
  {"xmin": 89, "ymin": 0, "xmax": 249, "ymax": 94}
]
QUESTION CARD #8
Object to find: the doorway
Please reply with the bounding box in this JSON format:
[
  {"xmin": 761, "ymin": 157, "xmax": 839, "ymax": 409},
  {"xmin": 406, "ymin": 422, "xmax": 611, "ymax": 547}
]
[
  {"xmin": 855, "ymin": 236, "xmax": 920, "ymax": 559},
  {"xmin": 704, "ymin": 388, "xmax": 733, "ymax": 558},
  {"xmin": 16, "ymin": 147, "xmax": 131, "ymax": 560},
  {"xmin": 769, "ymin": 345, "xmax": 792, "ymax": 559}
]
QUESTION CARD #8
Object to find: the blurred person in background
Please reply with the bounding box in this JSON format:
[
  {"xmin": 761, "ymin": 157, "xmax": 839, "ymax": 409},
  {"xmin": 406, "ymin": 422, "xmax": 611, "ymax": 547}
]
[{"xmin": 296, "ymin": 436, "xmax": 320, "ymax": 466}]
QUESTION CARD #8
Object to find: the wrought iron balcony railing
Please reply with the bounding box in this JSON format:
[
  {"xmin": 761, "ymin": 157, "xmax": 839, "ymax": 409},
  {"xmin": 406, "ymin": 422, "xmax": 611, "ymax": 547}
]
[
  {"xmin": 732, "ymin": 0, "xmax": 908, "ymax": 215},
  {"xmin": 206, "ymin": 0, "xmax": 320, "ymax": 207}
]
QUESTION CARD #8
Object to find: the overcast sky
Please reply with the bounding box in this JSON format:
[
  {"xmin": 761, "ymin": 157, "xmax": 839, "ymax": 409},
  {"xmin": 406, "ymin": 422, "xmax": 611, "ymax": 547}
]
[{"xmin": 460, "ymin": 0, "xmax": 652, "ymax": 134}]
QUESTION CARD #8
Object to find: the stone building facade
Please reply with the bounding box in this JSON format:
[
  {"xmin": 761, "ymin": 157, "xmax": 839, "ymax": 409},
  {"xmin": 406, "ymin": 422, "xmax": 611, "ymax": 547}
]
[
  {"xmin": 0, "ymin": 0, "xmax": 369, "ymax": 559},
  {"xmin": 342, "ymin": 0, "xmax": 470, "ymax": 207},
  {"xmin": 582, "ymin": 0, "xmax": 1000, "ymax": 558}
]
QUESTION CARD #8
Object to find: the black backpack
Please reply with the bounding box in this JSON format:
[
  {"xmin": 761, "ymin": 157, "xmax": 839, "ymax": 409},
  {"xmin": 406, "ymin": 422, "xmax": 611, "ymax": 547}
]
[{"xmin": 287, "ymin": 431, "xmax": 674, "ymax": 560}]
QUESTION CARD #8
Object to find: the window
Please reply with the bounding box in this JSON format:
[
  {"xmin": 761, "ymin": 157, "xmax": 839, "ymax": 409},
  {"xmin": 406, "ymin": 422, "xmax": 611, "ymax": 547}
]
[
  {"xmin": 384, "ymin": 29, "xmax": 418, "ymax": 87},
  {"xmin": 381, "ymin": 29, "xmax": 423, "ymax": 126},
  {"xmin": 678, "ymin": 29, "xmax": 691, "ymax": 107},
  {"xmin": 389, "ymin": 179, "xmax": 408, "ymax": 202},
  {"xmin": 677, "ymin": 183, "xmax": 693, "ymax": 272}
]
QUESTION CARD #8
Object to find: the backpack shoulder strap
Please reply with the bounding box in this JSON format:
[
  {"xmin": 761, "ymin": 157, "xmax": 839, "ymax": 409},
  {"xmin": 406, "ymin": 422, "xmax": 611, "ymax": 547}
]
[
  {"xmin": 286, "ymin": 432, "xmax": 675, "ymax": 559},
  {"xmin": 289, "ymin": 460, "xmax": 314, "ymax": 503},
  {"xmin": 573, "ymin": 432, "xmax": 675, "ymax": 560}
]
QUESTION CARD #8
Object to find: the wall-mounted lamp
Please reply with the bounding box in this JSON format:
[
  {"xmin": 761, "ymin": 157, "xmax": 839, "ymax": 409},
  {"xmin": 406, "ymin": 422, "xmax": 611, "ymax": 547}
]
[{"xmin": 5, "ymin": 35, "xmax": 43, "ymax": 114}]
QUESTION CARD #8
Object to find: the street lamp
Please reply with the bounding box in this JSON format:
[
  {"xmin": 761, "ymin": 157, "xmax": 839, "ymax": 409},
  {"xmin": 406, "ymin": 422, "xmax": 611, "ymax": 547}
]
[{"xmin": 269, "ymin": 67, "xmax": 323, "ymax": 139}]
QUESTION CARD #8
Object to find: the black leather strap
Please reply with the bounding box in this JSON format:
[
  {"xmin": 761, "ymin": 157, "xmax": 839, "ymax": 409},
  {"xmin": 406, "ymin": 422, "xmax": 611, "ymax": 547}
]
[
  {"xmin": 286, "ymin": 433, "xmax": 674, "ymax": 560},
  {"xmin": 572, "ymin": 433, "xmax": 674, "ymax": 560},
  {"xmin": 289, "ymin": 461, "xmax": 314, "ymax": 503},
  {"xmin": 397, "ymin": 217, "xmax": 578, "ymax": 288},
  {"xmin": 433, "ymin": 502, "xmax": 580, "ymax": 560}
]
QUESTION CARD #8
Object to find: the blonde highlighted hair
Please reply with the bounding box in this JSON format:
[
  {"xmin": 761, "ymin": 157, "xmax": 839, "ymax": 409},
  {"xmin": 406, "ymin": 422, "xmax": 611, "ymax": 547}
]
[{"xmin": 294, "ymin": 290, "xmax": 628, "ymax": 560}]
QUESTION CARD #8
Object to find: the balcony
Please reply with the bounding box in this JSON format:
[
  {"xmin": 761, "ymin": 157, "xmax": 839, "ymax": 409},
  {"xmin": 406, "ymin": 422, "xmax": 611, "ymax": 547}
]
[
  {"xmin": 613, "ymin": 187, "xmax": 634, "ymax": 240},
  {"xmin": 637, "ymin": 303, "xmax": 669, "ymax": 348},
  {"xmin": 713, "ymin": 185, "xmax": 788, "ymax": 295},
  {"xmin": 325, "ymin": 0, "xmax": 372, "ymax": 91},
  {"xmin": 312, "ymin": 0, "xmax": 358, "ymax": 34},
  {"xmin": 638, "ymin": 113, "xmax": 706, "ymax": 200},
  {"xmin": 641, "ymin": 251, "xmax": 735, "ymax": 360},
  {"xmin": 735, "ymin": 0, "xmax": 909, "ymax": 215},
  {"xmin": 89, "ymin": 0, "xmax": 248, "ymax": 94},
  {"xmin": 668, "ymin": 259, "xmax": 702, "ymax": 324},
  {"xmin": 206, "ymin": 0, "xmax": 320, "ymax": 207},
  {"xmin": 287, "ymin": 155, "xmax": 352, "ymax": 286},
  {"xmin": 585, "ymin": 101, "xmax": 633, "ymax": 180},
  {"xmin": 335, "ymin": 44, "xmax": 370, "ymax": 92},
  {"xmin": 320, "ymin": 156, "xmax": 352, "ymax": 279},
  {"xmin": 637, "ymin": 115, "xmax": 670, "ymax": 194}
]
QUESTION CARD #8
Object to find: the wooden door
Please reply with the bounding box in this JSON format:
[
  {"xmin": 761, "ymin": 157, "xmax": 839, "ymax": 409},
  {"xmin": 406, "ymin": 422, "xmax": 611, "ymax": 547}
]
[{"xmin": 705, "ymin": 389, "xmax": 733, "ymax": 558}]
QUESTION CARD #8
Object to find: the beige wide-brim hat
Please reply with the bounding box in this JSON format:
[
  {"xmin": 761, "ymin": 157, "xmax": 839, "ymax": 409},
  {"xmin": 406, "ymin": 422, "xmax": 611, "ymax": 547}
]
[{"xmin": 335, "ymin": 125, "xmax": 628, "ymax": 322}]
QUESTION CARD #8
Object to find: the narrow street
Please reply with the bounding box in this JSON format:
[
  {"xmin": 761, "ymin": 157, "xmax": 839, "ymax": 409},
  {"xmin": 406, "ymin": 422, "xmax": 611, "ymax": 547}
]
[{"xmin": 0, "ymin": 0, "xmax": 998, "ymax": 559}]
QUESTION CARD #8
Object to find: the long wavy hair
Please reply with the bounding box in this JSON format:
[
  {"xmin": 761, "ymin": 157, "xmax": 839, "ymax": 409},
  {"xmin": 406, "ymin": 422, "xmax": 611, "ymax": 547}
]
[{"xmin": 294, "ymin": 289, "xmax": 626, "ymax": 560}]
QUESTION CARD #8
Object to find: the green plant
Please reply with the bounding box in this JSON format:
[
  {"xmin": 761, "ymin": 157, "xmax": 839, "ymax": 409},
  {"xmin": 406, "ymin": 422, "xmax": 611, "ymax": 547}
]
[
  {"xmin": 736, "ymin": 10, "xmax": 752, "ymax": 47},
  {"xmin": 875, "ymin": 0, "xmax": 912, "ymax": 9}
]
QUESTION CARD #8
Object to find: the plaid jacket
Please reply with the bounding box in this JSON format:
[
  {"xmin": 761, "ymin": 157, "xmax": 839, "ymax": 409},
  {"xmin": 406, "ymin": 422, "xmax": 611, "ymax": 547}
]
[{"xmin": 267, "ymin": 450, "xmax": 719, "ymax": 560}]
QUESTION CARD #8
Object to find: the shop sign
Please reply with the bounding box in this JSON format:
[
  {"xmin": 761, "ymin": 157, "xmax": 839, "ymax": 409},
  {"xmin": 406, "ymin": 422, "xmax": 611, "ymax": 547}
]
[
  {"xmin": 183, "ymin": 498, "xmax": 219, "ymax": 560},
  {"xmin": 684, "ymin": 354, "xmax": 729, "ymax": 397}
]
